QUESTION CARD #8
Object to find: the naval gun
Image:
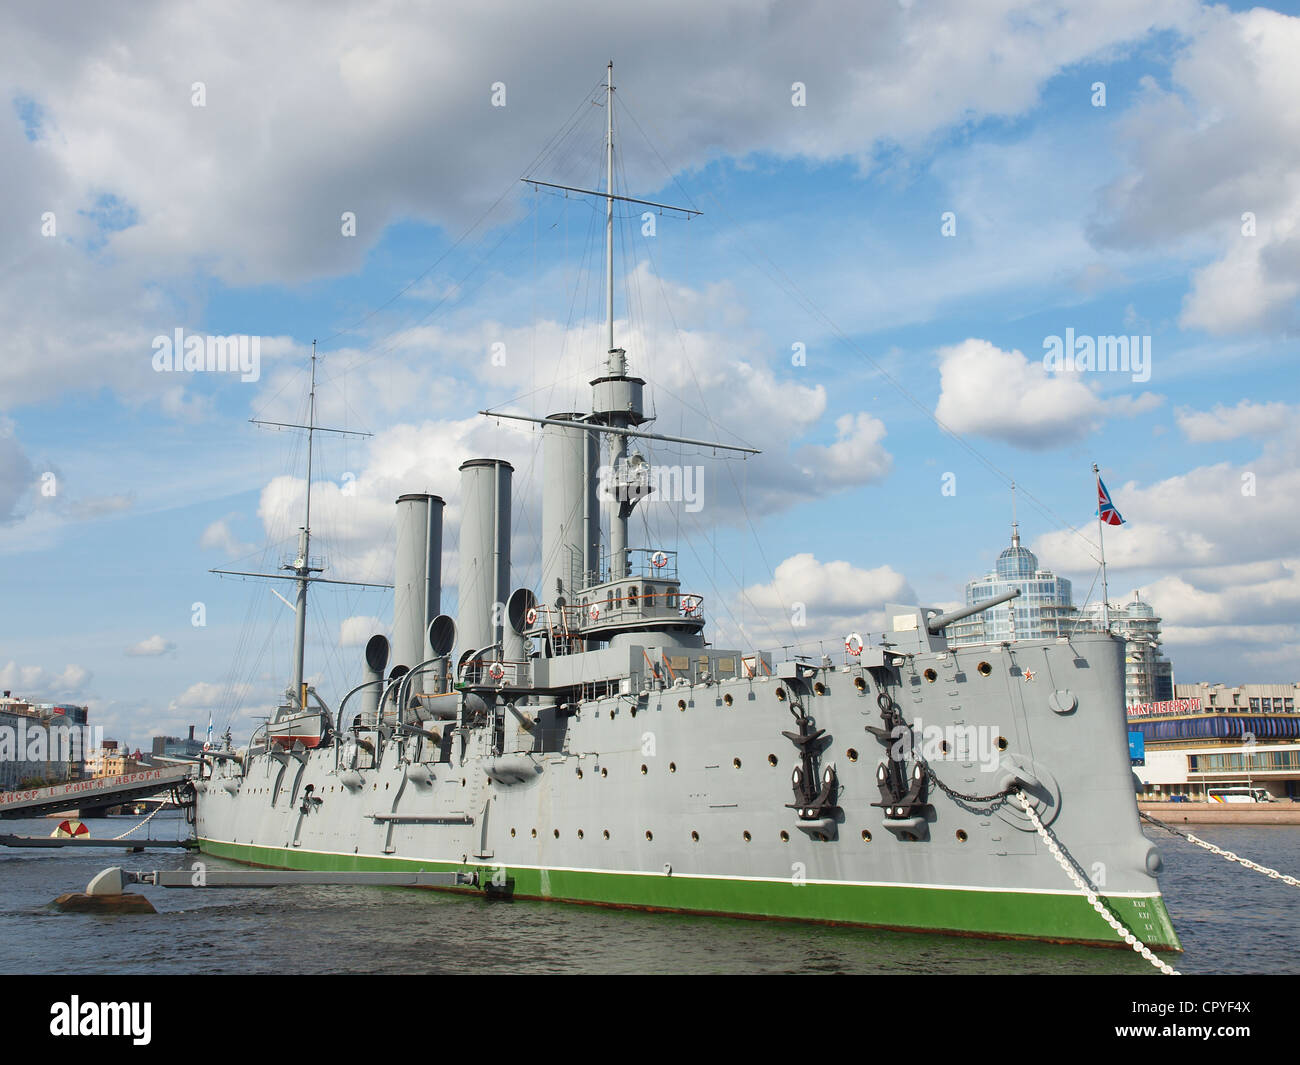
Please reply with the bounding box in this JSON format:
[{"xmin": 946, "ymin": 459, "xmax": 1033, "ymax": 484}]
[{"xmin": 926, "ymin": 588, "xmax": 1022, "ymax": 634}]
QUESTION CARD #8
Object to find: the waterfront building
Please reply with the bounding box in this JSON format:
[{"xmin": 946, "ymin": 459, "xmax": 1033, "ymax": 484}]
[
  {"xmin": 1130, "ymin": 682, "xmax": 1300, "ymax": 800},
  {"xmin": 151, "ymin": 725, "xmax": 206, "ymax": 761},
  {"xmin": 0, "ymin": 692, "xmax": 89, "ymax": 789},
  {"xmin": 1080, "ymin": 591, "xmax": 1175, "ymax": 707}
]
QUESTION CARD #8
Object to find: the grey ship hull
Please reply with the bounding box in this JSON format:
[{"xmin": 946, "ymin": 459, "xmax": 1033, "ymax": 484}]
[{"xmin": 196, "ymin": 631, "xmax": 1179, "ymax": 950}]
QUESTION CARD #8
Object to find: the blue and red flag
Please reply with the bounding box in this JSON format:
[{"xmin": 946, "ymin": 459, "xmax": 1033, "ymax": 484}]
[{"xmin": 1097, "ymin": 476, "xmax": 1125, "ymax": 526}]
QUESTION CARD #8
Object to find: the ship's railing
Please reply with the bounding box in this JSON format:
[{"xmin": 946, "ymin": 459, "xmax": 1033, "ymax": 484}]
[
  {"xmin": 458, "ymin": 657, "xmax": 532, "ymax": 688},
  {"xmin": 626, "ymin": 548, "xmax": 680, "ymax": 581},
  {"xmin": 555, "ymin": 590, "xmax": 705, "ymax": 629}
]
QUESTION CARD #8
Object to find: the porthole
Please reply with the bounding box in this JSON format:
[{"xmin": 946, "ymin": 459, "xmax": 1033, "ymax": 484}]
[
  {"xmin": 977, "ymin": 661, "xmax": 992, "ymax": 677},
  {"xmin": 997, "ymin": 736, "xmax": 1008, "ymax": 751},
  {"xmin": 603, "ymin": 830, "xmax": 610, "ymax": 840},
  {"xmin": 768, "ymin": 754, "xmax": 778, "ymax": 767},
  {"xmin": 553, "ymin": 829, "xmax": 560, "ymax": 839},
  {"xmin": 743, "ymin": 831, "xmax": 752, "ymax": 843},
  {"xmin": 601, "ymin": 768, "xmax": 608, "ymax": 778},
  {"xmin": 847, "ymin": 748, "xmax": 859, "ymax": 763},
  {"xmin": 775, "ymin": 687, "xmax": 787, "ymax": 703},
  {"xmin": 956, "ymin": 830, "xmax": 968, "ymax": 843},
  {"xmin": 862, "ymin": 830, "xmax": 872, "ymax": 843},
  {"xmin": 733, "ymin": 758, "xmax": 742, "ymax": 770},
  {"xmin": 640, "ymin": 764, "xmax": 648, "ymax": 775},
  {"xmin": 814, "ymin": 682, "xmax": 827, "ymax": 696},
  {"xmin": 678, "ymin": 700, "xmax": 687, "ymax": 711},
  {"xmin": 645, "ymin": 831, "xmax": 653, "ymax": 842},
  {"xmin": 510, "ymin": 828, "xmax": 516, "ymax": 838},
  {"xmin": 854, "ymin": 676, "xmax": 867, "ymax": 693},
  {"xmin": 530, "ymin": 829, "xmax": 537, "ymax": 839},
  {"xmin": 609, "ymin": 710, "xmax": 615, "ymax": 720},
  {"xmin": 923, "ymin": 669, "xmax": 937, "ymax": 683},
  {"xmin": 723, "ymin": 693, "xmax": 734, "ymax": 707},
  {"xmin": 780, "ymin": 831, "xmax": 790, "ymax": 843},
  {"xmin": 669, "ymin": 762, "xmax": 677, "ymax": 773},
  {"xmin": 578, "ymin": 829, "xmax": 585, "ymax": 840},
  {"xmin": 691, "ymin": 831, "xmax": 700, "ymax": 843},
  {"xmin": 576, "ymin": 768, "xmax": 584, "ymax": 779},
  {"xmin": 940, "ymin": 740, "xmax": 950, "ymax": 755}
]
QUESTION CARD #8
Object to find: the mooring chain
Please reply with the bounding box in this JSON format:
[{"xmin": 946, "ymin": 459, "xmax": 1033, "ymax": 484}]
[
  {"xmin": 110, "ymin": 802, "xmax": 165, "ymax": 841},
  {"xmin": 1018, "ymin": 793, "xmax": 1180, "ymax": 975},
  {"xmin": 1141, "ymin": 812, "xmax": 1300, "ymax": 888}
]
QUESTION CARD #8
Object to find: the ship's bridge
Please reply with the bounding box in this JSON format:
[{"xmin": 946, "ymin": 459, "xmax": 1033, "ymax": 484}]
[{"xmin": 529, "ymin": 549, "xmax": 705, "ymax": 648}]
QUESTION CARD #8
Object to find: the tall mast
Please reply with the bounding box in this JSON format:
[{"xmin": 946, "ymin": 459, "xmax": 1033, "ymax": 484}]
[
  {"xmin": 1093, "ymin": 462, "xmax": 1111, "ymax": 633},
  {"xmin": 289, "ymin": 342, "xmax": 320, "ymax": 710},
  {"xmin": 213, "ymin": 346, "xmax": 386, "ymax": 716},
  {"xmin": 605, "ymin": 60, "xmax": 614, "ymax": 353}
]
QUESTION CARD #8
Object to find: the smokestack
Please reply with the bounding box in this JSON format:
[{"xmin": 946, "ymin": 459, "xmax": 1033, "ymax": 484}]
[
  {"xmin": 541, "ymin": 414, "xmax": 598, "ymax": 607},
  {"xmin": 421, "ymin": 497, "xmax": 445, "ymax": 677},
  {"xmin": 393, "ymin": 494, "xmax": 444, "ymax": 676},
  {"xmin": 458, "ymin": 459, "xmax": 513, "ymax": 657},
  {"xmin": 359, "ymin": 634, "xmax": 389, "ymax": 727}
]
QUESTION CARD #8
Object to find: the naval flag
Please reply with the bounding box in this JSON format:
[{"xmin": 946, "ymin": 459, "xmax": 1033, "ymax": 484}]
[{"xmin": 1096, "ymin": 476, "xmax": 1125, "ymax": 526}]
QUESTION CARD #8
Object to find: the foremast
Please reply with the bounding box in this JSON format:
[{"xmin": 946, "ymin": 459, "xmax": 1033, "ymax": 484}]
[{"xmin": 212, "ymin": 343, "xmax": 387, "ymax": 716}]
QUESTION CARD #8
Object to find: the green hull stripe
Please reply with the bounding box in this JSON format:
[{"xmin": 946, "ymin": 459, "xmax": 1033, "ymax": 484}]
[{"xmin": 198, "ymin": 837, "xmax": 1181, "ymax": 951}]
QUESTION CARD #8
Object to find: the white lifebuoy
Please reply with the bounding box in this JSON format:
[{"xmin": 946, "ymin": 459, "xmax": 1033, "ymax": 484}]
[
  {"xmin": 589, "ymin": 605, "xmax": 601, "ymax": 622},
  {"xmin": 845, "ymin": 632, "xmax": 865, "ymax": 656},
  {"xmin": 487, "ymin": 662, "xmax": 506, "ymax": 681},
  {"xmin": 651, "ymin": 551, "xmax": 669, "ymax": 569},
  {"xmin": 525, "ymin": 607, "xmax": 539, "ymax": 627}
]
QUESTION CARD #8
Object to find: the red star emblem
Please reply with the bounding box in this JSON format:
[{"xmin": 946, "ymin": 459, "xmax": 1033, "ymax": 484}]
[{"xmin": 1023, "ymin": 669, "xmax": 1035, "ymax": 682}]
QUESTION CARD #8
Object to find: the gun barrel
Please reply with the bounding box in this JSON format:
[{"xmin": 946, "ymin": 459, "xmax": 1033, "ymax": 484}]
[{"xmin": 926, "ymin": 588, "xmax": 1022, "ymax": 634}]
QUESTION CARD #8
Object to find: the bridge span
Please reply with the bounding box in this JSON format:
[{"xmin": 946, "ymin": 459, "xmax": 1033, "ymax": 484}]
[{"xmin": 0, "ymin": 766, "xmax": 194, "ymax": 820}]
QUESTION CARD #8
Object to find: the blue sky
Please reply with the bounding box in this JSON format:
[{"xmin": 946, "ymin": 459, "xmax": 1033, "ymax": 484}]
[{"xmin": 2, "ymin": 0, "xmax": 1298, "ymax": 749}]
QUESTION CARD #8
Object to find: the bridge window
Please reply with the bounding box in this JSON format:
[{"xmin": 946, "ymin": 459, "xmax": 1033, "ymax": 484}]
[
  {"xmin": 666, "ymin": 591, "xmax": 678, "ymax": 609},
  {"xmin": 628, "ymin": 586, "xmax": 638, "ymax": 606}
]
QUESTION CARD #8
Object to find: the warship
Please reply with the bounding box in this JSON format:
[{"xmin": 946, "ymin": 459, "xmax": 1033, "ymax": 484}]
[{"xmin": 194, "ymin": 65, "xmax": 1181, "ymax": 953}]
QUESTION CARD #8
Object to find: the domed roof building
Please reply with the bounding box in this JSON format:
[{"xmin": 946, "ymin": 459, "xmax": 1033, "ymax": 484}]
[{"xmin": 948, "ymin": 523, "xmax": 1080, "ymax": 646}]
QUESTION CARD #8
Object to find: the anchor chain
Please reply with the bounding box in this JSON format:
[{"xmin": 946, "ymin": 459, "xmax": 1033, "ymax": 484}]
[
  {"xmin": 923, "ymin": 764, "xmax": 1018, "ymax": 807},
  {"xmin": 111, "ymin": 801, "xmax": 165, "ymax": 841},
  {"xmin": 871, "ymin": 689, "xmax": 1016, "ymax": 809},
  {"xmin": 1141, "ymin": 811, "xmax": 1300, "ymax": 888},
  {"xmin": 1018, "ymin": 793, "xmax": 1179, "ymax": 975}
]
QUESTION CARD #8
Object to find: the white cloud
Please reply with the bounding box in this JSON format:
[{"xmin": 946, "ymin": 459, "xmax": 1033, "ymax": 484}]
[
  {"xmin": 0, "ymin": 661, "xmax": 92, "ymax": 698},
  {"xmin": 1089, "ymin": 7, "xmax": 1300, "ymax": 334},
  {"xmin": 0, "ymin": 0, "xmax": 1200, "ymax": 408},
  {"xmin": 932, "ymin": 338, "xmax": 1159, "ymax": 449},
  {"xmin": 722, "ymin": 553, "xmax": 915, "ymax": 652},
  {"xmin": 1175, "ymin": 400, "xmax": 1294, "ymax": 443},
  {"xmin": 340, "ymin": 616, "xmax": 385, "ymax": 648},
  {"xmin": 125, "ymin": 635, "xmax": 176, "ymax": 657},
  {"xmin": 199, "ymin": 516, "xmax": 256, "ymax": 559},
  {"xmin": 168, "ymin": 680, "xmax": 248, "ymax": 713}
]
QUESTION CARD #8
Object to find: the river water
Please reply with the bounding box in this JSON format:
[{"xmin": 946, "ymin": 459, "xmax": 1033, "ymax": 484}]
[{"xmin": 0, "ymin": 813, "xmax": 1294, "ymax": 975}]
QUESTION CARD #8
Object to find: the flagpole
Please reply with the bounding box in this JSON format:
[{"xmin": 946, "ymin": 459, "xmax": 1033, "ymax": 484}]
[{"xmin": 1093, "ymin": 462, "xmax": 1110, "ymax": 632}]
